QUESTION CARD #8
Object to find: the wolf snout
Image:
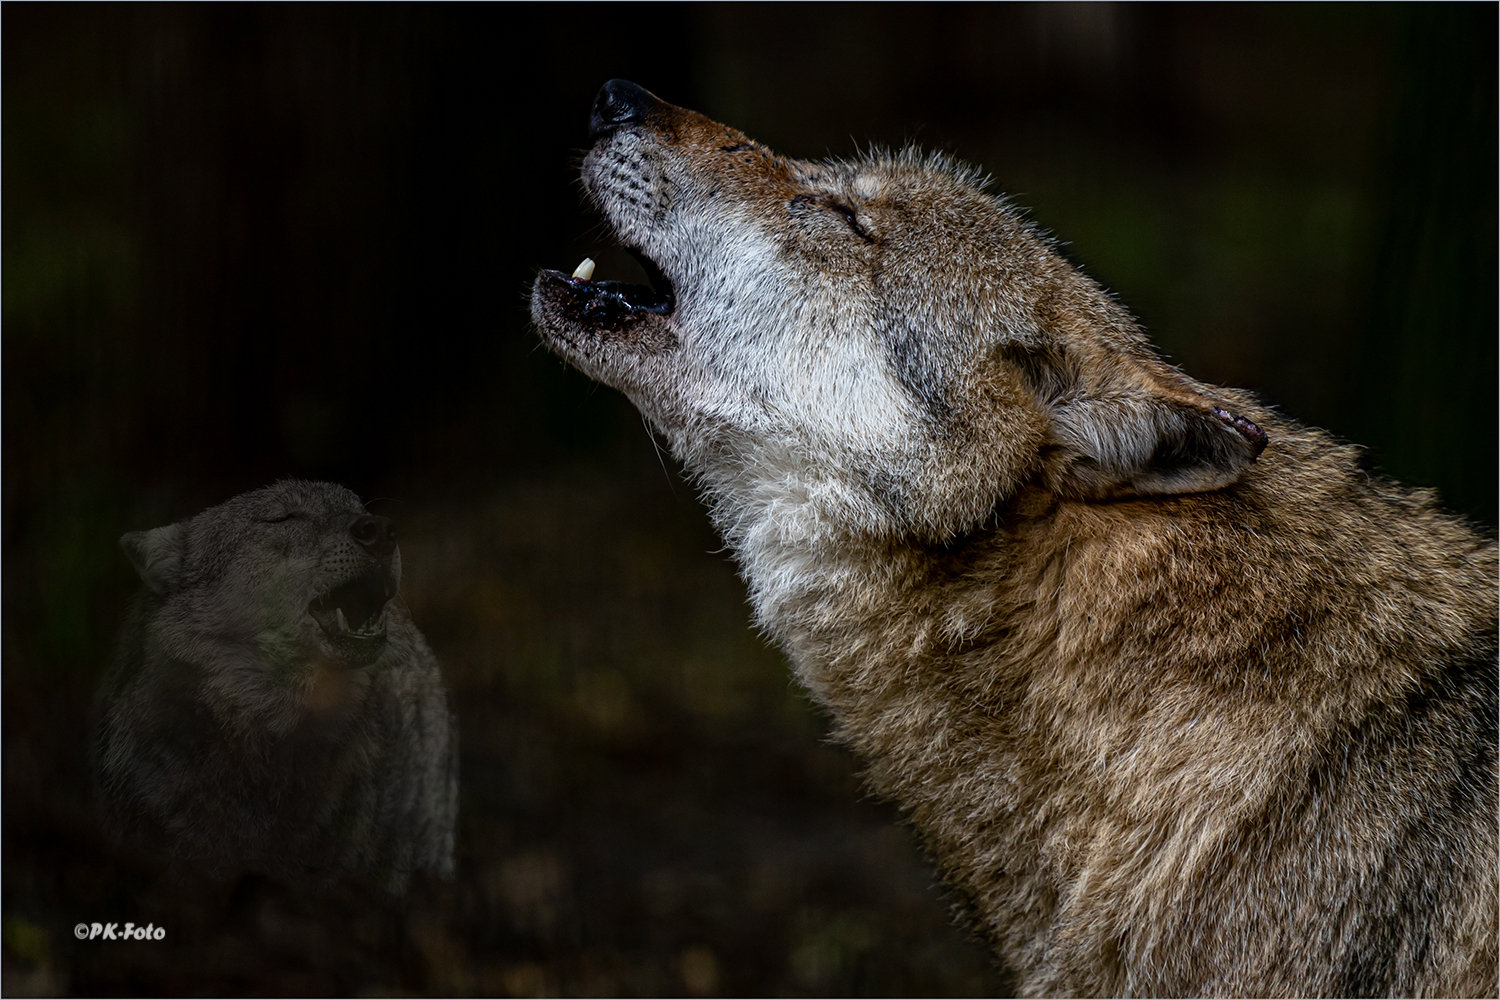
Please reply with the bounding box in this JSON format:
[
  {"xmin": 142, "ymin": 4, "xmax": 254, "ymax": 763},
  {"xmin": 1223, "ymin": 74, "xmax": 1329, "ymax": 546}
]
[
  {"xmin": 350, "ymin": 514, "xmax": 397, "ymax": 559},
  {"xmin": 590, "ymin": 79, "xmax": 661, "ymax": 140}
]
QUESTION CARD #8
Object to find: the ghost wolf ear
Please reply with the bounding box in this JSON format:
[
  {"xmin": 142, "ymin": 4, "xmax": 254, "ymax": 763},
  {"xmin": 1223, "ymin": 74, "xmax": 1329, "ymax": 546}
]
[
  {"xmin": 120, "ymin": 525, "xmax": 185, "ymax": 595},
  {"xmin": 1040, "ymin": 380, "xmax": 1268, "ymax": 501}
]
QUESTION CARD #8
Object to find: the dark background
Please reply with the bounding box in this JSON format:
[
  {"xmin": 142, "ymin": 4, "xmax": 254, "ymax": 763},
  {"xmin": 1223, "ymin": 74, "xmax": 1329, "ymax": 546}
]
[{"xmin": 4, "ymin": 3, "xmax": 1495, "ymax": 996}]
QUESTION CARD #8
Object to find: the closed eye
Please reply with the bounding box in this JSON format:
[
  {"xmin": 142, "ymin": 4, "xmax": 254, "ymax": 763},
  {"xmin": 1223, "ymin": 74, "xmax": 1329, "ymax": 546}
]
[
  {"xmin": 827, "ymin": 201, "xmax": 872, "ymax": 242},
  {"xmin": 791, "ymin": 194, "xmax": 874, "ymax": 243}
]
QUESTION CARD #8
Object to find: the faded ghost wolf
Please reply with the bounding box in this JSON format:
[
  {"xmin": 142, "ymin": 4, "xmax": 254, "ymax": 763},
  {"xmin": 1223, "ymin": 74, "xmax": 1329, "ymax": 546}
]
[
  {"xmin": 531, "ymin": 81, "xmax": 1497, "ymax": 996},
  {"xmin": 94, "ymin": 480, "xmax": 457, "ymax": 890}
]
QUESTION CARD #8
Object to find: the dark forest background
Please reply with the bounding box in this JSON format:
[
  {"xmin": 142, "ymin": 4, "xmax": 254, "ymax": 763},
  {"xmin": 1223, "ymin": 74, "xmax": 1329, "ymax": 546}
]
[{"xmin": 4, "ymin": 4, "xmax": 1495, "ymax": 996}]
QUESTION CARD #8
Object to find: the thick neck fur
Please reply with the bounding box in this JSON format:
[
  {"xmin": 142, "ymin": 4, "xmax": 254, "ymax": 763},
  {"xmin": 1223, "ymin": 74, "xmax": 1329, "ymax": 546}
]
[{"xmin": 696, "ymin": 415, "xmax": 1498, "ymax": 997}]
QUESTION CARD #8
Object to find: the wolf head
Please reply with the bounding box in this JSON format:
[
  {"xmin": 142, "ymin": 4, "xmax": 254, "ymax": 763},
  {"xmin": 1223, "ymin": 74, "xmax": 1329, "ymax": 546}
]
[
  {"xmin": 532, "ymin": 81, "xmax": 1266, "ymax": 546},
  {"xmin": 121, "ymin": 479, "xmax": 403, "ymax": 673}
]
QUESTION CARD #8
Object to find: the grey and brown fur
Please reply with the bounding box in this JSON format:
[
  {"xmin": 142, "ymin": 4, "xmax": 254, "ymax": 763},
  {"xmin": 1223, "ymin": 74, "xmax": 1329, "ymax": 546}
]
[
  {"xmin": 94, "ymin": 480, "xmax": 457, "ymax": 890},
  {"xmin": 531, "ymin": 82, "xmax": 1499, "ymax": 996}
]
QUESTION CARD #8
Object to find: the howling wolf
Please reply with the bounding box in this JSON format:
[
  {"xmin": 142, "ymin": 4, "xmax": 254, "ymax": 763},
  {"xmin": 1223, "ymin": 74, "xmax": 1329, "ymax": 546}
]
[
  {"xmin": 530, "ymin": 80, "xmax": 1498, "ymax": 996},
  {"xmin": 95, "ymin": 480, "xmax": 457, "ymax": 890}
]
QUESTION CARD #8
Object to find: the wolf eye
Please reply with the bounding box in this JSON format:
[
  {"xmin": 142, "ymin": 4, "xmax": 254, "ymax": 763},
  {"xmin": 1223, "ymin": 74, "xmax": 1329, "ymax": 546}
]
[
  {"xmin": 827, "ymin": 201, "xmax": 873, "ymax": 242},
  {"xmin": 260, "ymin": 512, "xmax": 299, "ymax": 524},
  {"xmin": 790, "ymin": 194, "xmax": 874, "ymax": 243}
]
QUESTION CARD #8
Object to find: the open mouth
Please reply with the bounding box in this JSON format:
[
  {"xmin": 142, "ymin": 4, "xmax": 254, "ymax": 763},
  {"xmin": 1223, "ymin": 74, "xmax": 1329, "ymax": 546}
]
[
  {"xmin": 539, "ymin": 247, "xmax": 675, "ymax": 326},
  {"xmin": 309, "ymin": 564, "xmax": 397, "ymax": 658}
]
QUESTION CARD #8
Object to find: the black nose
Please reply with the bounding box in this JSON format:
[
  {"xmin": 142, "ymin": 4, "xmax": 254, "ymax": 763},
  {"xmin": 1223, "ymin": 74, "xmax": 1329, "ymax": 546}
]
[
  {"xmin": 590, "ymin": 79, "xmax": 661, "ymax": 141},
  {"xmin": 350, "ymin": 515, "xmax": 397, "ymax": 558}
]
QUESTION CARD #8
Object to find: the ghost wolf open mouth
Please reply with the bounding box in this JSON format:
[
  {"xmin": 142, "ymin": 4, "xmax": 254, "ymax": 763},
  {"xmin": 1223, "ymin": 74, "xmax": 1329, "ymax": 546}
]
[{"xmin": 309, "ymin": 561, "xmax": 399, "ymax": 666}]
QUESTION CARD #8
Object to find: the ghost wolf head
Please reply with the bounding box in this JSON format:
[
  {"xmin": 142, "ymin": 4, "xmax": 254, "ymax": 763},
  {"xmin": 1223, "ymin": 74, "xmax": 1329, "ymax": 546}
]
[
  {"xmin": 531, "ymin": 80, "xmax": 1266, "ymax": 547},
  {"xmin": 121, "ymin": 480, "xmax": 404, "ymax": 673}
]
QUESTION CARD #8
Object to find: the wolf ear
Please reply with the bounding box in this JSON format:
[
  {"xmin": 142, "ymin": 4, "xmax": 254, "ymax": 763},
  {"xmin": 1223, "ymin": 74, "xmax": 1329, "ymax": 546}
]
[
  {"xmin": 120, "ymin": 525, "xmax": 185, "ymax": 595},
  {"xmin": 1041, "ymin": 386, "xmax": 1268, "ymax": 500}
]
